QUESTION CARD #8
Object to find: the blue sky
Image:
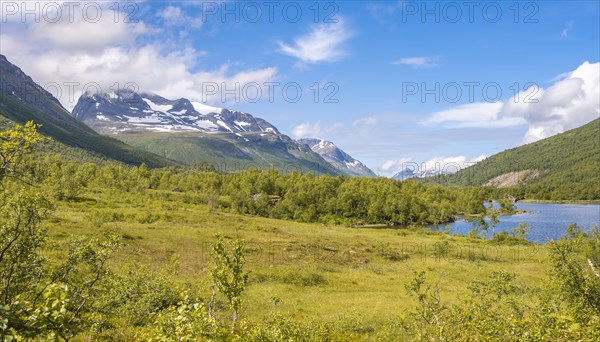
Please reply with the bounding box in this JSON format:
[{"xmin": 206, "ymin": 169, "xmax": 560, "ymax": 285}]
[{"xmin": 1, "ymin": 1, "xmax": 598, "ymax": 175}]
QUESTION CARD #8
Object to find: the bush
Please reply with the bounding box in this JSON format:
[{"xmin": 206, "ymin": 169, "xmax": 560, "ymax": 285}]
[
  {"xmin": 88, "ymin": 210, "xmax": 125, "ymax": 227},
  {"xmin": 279, "ymin": 271, "xmax": 327, "ymax": 287},
  {"xmin": 374, "ymin": 242, "xmax": 409, "ymax": 261}
]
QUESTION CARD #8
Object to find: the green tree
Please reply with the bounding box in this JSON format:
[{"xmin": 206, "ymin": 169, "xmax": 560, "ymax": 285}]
[
  {"xmin": 210, "ymin": 236, "xmax": 249, "ymax": 333},
  {"xmin": 0, "ymin": 121, "xmax": 45, "ymax": 183},
  {"xmin": 0, "ymin": 123, "xmax": 120, "ymax": 340},
  {"xmin": 548, "ymin": 225, "xmax": 600, "ymax": 316},
  {"xmin": 473, "ymin": 214, "xmax": 489, "ymax": 239},
  {"xmin": 509, "ymin": 222, "xmax": 532, "ymax": 240},
  {"xmin": 404, "ymin": 270, "xmax": 445, "ymax": 339}
]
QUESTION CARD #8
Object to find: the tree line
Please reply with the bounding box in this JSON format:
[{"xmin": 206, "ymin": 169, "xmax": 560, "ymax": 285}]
[{"xmin": 22, "ymin": 153, "xmax": 495, "ymax": 226}]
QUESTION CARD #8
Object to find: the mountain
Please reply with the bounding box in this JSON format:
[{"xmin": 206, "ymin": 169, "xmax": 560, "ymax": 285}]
[
  {"xmin": 72, "ymin": 90, "xmax": 342, "ymax": 175},
  {"xmin": 0, "ymin": 54, "xmax": 174, "ymax": 168},
  {"xmin": 117, "ymin": 131, "xmax": 342, "ymax": 175},
  {"xmin": 298, "ymin": 138, "xmax": 376, "ymax": 177},
  {"xmin": 433, "ymin": 118, "xmax": 600, "ymax": 187},
  {"xmin": 72, "ymin": 90, "xmax": 280, "ymax": 135},
  {"xmin": 393, "ymin": 168, "xmax": 453, "ymax": 181}
]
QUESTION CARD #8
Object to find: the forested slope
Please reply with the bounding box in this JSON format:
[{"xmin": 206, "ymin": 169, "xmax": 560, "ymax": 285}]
[{"xmin": 432, "ymin": 118, "xmax": 600, "ymax": 199}]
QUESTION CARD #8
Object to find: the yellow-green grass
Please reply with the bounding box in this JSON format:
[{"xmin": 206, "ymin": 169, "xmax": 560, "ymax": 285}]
[{"xmin": 43, "ymin": 189, "xmax": 549, "ymax": 331}]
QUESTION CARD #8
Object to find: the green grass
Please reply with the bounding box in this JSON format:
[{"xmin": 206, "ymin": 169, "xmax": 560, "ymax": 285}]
[{"xmin": 44, "ymin": 188, "xmax": 549, "ymax": 333}]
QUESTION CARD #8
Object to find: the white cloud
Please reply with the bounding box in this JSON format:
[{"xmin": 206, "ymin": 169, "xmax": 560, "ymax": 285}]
[
  {"xmin": 26, "ymin": 11, "xmax": 151, "ymax": 53},
  {"xmin": 391, "ymin": 56, "xmax": 439, "ymax": 68},
  {"xmin": 375, "ymin": 154, "xmax": 486, "ymax": 176},
  {"xmin": 425, "ymin": 61, "xmax": 599, "ymax": 144},
  {"xmin": 293, "ymin": 116, "xmax": 381, "ymax": 139},
  {"xmin": 158, "ymin": 6, "xmax": 183, "ymax": 25},
  {"xmin": 500, "ymin": 61, "xmax": 599, "ymax": 143},
  {"xmin": 377, "ymin": 158, "xmax": 413, "ymax": 173},
  {"xmin": 157, "ymin": 6, "xmax": 202, "ymax": 28},
  {"xmin": 422, "ymin": 155, "xmax": 486, "ymax": 172},
  {"xmin": 292, "ymin": 122, "xmax": 322, "ymax": 138},
  {"xmin": 425, "ymin": 102, "xmax": 526, "ymax": 128},
  {"xmin": 291, "ymin": 121, "xmax": 344, "ymax": 138},
  {"xmin": 0, "ymin": 2, "xmax": 277, "ymax": 110},
  {"xmin": 277, "ymin": 19, "xmax": 352, "ymax": 64}
]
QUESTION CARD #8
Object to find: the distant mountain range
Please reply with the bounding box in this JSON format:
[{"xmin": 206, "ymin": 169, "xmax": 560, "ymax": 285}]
[
  {"xmin": 392, "ymin": 168, "xmax": 453, "ymax": 181},
  {"xmin": 71, "ymin": 88, "xmax": 376, "ymax": 176}
]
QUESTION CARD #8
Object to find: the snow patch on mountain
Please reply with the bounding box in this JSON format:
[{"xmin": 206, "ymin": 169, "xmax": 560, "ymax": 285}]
[
  {"xmin": 142, "ymin": 98, "xmax": 172, "ymax": 112},
  {"xmin": 191, "ymin": 101, "xmax": 223, "ymax": 115},
  {"xmin": 71, "ymin": 89, "xmax": 280, "ymax": 135}
]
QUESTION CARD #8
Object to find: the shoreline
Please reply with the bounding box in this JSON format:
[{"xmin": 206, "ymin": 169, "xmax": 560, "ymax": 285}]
[{"xmin": 517, "ymin": 199, "xmax": 600, "ymax": 205}]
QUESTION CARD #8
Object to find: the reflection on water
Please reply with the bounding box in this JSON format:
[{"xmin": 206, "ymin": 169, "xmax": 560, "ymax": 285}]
[{"xmin": 429, "ymin": 203, "xmax": 600, "ymax": 243}]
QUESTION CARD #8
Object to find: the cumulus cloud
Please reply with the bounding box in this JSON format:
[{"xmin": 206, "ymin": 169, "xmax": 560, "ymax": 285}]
[
  {"xmin": 391, "ymin": 56, "xmax": 439, "ymax": 68},
  {"xmin": 277, "ymin": 19, "xmax": 352, "ymax": 64},
  {"xmin": 500, "ymin": 61, "xmax": 599, "ymax": 143},
  {"xmin": 26, "ymin": 11, "xmax": 151, "ymax": 53},
  {"xmin": 0, "ymin": 2, "xmax": 277, "ymax": 110},
  {"xmin": 426, "ymin": 61, "xmax": 599, "ymax": 144}
]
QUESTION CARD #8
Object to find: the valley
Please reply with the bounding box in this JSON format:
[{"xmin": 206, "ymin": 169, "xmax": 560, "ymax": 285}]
[{"xmin": 1, "ymin": 2, "xmax": 599, "ymax": 340}]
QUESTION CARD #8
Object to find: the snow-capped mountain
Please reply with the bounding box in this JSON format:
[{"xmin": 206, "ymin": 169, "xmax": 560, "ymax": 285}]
[
  {"xmin": 392, "ymin": 168, "xmax": 453, "ymax": 180},
  {"xmin": 72, "ymin": 89, "xmax": 280, "ymax": 135},
  {"xmin": 298, "ymin": 138, "xmax": 376, "ymax": 177},
  {"xmin": 70, "ymin": 89, "xmax": 375, "ymax": 177}
]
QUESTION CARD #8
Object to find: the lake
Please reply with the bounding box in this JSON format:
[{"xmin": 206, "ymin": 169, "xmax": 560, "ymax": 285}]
[{"xmin": 429, "ymin": 203, "xmax": 600, "ymax": 243}]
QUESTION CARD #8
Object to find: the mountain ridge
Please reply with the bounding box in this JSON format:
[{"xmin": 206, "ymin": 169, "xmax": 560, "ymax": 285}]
[
  {"xmin": 0, "ymin": 54, "xmax": 175, "ymax": 168},
  {"xmin": 72, "ymin": 89, "xmax": 280, "ymax": 135},
  {"xmin": 298, "ymin": 138, "xmax": 376, "ymax": 177},
  {"xmin": 431, "ymin": 118, "xmax": 600, "ymax": 188}
]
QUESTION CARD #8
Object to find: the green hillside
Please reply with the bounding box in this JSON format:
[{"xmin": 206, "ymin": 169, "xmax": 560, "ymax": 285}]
[
  {"xmin": 434, "ymin": 118, "xmax": 600, "ymax": 190},
  {"xmin": 0, "ymin": 54, "xmax": 175, "ymax": 168},
  {"xmin": 117, "ymin": 131, "xmax": 342, "ymax": 175}
]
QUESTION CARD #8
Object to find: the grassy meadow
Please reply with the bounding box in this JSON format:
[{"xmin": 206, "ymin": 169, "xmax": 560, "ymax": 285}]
[
  {"xmin": 3, "ymin": 124, "xmax": 598, "ymax": 341},
  {"xmin": 44, "ymin": 188, "xmax": 548, "ymax": 339}
]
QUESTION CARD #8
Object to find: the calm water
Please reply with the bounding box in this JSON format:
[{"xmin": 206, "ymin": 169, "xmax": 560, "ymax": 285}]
[{"xmin": 429, "ymin": 203, "xmax": 600, "ymax": 243}]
